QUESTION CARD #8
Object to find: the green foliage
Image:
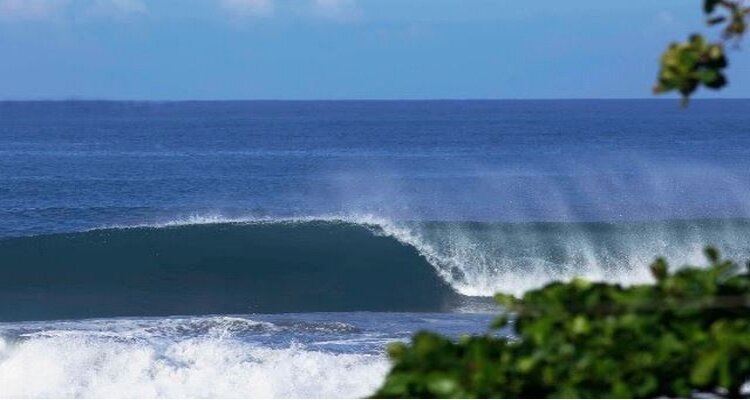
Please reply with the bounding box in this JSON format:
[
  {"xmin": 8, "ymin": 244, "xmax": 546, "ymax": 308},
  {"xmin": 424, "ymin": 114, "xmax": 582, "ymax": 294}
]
[
  {"xmin": 654, "ymin": 0, "xmax": 748, "ymax": 103},
  {"xmin": 373, "ymin": 248, "xmax": 750, "ymax": 398},
  {"xmin": 654, "ymin": 35, "xmax": 728, "ymax": 105}
]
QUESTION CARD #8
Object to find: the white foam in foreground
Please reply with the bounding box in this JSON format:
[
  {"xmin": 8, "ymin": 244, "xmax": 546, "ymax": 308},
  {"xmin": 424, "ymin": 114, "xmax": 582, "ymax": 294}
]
[{"xmin": 0, "ymin": 336, "xmax": 389, "ymax": 398}]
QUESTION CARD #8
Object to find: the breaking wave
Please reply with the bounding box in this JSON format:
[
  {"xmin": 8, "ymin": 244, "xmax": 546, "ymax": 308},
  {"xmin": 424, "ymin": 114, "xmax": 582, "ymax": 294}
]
[{"xmin": 1, "ymin": 214, "xmax": 749, "ymax": 321}]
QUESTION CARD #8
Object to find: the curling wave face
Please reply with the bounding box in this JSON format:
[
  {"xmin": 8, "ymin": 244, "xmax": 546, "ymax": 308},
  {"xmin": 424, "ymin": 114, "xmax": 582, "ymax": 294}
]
[
  {"xmin": 362, "ymin": 216, "xmax": 750, "ymax": 296},
  {"xmin": 2, "ymin": 214, "xmax": 750, "ymax": 321}
]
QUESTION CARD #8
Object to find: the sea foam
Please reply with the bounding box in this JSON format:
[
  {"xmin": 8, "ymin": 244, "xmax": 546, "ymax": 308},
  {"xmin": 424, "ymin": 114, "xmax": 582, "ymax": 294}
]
[{"xmin": 0, "ymin": 331, "xmax": 388, "ymax": 398}]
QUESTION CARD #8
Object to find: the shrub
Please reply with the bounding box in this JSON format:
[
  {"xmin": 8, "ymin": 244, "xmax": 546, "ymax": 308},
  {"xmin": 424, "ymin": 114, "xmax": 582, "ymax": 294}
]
[{"xmin": 373, "ymin": 248, "xmax": 750, "ymax": 398}]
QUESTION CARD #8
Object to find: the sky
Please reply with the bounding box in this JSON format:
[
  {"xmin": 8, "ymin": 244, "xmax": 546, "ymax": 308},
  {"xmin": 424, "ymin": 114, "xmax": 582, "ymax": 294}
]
[{"xmin": 0, "ymin": 0, "xmax": 748, "ymax": 100}]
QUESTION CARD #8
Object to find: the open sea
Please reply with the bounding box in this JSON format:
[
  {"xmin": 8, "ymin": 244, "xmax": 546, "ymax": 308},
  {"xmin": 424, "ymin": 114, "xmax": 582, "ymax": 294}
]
[{"xmin": 1, "ymin": 99, "xmax": 749, "ymax": 397}]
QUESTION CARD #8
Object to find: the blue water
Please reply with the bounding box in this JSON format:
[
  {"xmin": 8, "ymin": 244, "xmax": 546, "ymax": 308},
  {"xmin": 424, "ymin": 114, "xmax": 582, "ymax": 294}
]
[
  {"xmin": 1, "ymin": 100, "xmax": 749, "ymax": 397},
  {"xmin": 2, "ymin": 100, "xmax": 749, "ymax": 237}
]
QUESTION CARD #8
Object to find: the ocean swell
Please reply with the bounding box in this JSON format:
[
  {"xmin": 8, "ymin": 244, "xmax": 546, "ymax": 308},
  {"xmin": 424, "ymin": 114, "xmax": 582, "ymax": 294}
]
[{"xmin": 1, "ymin": 215, "xmax": 749, "ymax": 321}]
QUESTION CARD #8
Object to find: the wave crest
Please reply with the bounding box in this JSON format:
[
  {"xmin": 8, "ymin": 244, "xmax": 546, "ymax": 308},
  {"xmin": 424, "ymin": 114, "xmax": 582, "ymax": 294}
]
[{"xmin": 2, "ymin": 214, "xmax": 749, "ymax": 320}]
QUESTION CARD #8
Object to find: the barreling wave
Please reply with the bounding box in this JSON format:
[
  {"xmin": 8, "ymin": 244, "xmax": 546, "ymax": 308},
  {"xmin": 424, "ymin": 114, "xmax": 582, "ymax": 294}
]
[
  {"xmin": 2, "ymin": 214, "xmax": 750, "ymax": 321},
  {"xmin": 0, "ymin": 217, "xmax": 464, "ymax": 321}
]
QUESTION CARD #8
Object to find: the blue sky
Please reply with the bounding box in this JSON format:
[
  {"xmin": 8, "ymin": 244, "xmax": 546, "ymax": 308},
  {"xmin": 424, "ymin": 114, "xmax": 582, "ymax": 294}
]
[{"xmin": 0, "ymin": 0, "xmax": 748, "ymax": 100}]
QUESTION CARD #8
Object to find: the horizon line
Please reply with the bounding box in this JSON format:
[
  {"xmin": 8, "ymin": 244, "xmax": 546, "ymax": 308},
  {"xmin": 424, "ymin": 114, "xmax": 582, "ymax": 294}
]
[{"xmin": 1, "ymin": 97, "xmax": 749, "ymax": 102}]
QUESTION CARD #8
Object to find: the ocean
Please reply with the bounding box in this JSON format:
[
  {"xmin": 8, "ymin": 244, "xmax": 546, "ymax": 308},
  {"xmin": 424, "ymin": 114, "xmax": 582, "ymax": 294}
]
[{"xmin": 1, "ymin": 99, "xmax": 749, "ymax": 397}]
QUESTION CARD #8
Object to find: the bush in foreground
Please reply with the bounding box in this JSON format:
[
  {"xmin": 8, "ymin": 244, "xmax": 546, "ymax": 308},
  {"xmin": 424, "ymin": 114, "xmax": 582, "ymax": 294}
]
[{"xmin": 373, "ymin": 248, "xmax": 750, "ymax": 398}]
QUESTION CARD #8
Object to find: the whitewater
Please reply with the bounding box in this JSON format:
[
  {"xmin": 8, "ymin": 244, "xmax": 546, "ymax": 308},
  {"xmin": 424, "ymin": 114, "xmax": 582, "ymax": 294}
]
[{"xmin": 0, "ymin": 313, "xmax": 496, "ymax": 398}]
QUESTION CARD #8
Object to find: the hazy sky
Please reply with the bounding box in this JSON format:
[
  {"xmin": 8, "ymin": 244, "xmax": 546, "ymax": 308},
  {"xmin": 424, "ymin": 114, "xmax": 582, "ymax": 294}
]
[{"xmin": 1, "ymin": 0, "xmax": 748, "ymax": 100}]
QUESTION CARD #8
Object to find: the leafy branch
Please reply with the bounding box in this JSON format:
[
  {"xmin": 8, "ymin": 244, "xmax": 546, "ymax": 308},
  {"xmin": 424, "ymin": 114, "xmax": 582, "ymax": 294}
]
[
  {"xmin": 654, "ymin": 0, "xmax": 748, "ymax": 105},
  {"xmin": 373, "ymin": 248, "xmax": 750, "ymax": 398}
]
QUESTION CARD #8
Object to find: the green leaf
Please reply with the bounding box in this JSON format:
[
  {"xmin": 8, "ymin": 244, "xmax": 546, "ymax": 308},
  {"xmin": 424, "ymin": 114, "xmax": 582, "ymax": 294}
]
[
  {"xmin": 494, "ymin": 293, "xmax": 516, "ymax": 307},
  {"xmin": 571, "ymin": 315, "xmax": 590, "ymax": 335},
  {"xmin": 704, "ymin": 0, "xmax": 721, "ymax": 14},
  {"xmin": 691, "ymin": 351, "xmax": 721, "ymax": 386},
  {"xmin": 705, "ymin": 247, "xmax": 720, "ymax": 264},
  {"xmin": 650, "ymin": 258, "xmax": 668, "ymax": 281},
  {"xmin": 491, "ymin": 315, "xmax": 510, "ymax": 329},
  {"xmin": 426, "ymin": 375, "xmax": 459, "ymax": 396}
]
